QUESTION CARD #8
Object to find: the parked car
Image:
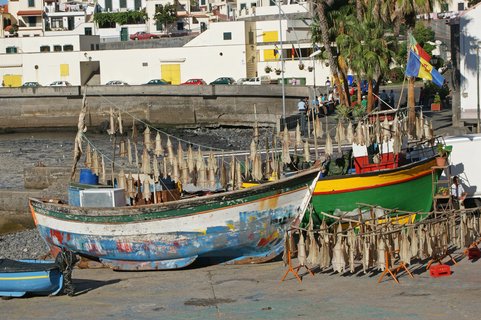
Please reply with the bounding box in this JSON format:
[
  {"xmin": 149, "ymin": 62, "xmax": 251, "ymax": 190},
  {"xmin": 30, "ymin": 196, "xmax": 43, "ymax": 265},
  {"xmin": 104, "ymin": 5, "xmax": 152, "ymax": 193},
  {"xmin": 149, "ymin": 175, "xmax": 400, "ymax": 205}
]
[
  {"xmin": 243, "ymin": 77, "xmax": 262, "ymax": 85},
  {"xmin": 49, "ymin": 81, "xmax": 71, "ymax": 86},
  {"xmin": 236, "ymin": 78, "xmax": 249, "ymax": 85},
  {"xmin": 130, "ymin": 32, "xmax": 160, "ymax": 40},
  {"xmin": 181, "ymin": 78, "xmax": 206, "ymax": 85},
  {"xmin": 106, "ymin": 80, "xmax": 129, "ymax": 86},
  {"xmin": 22, "ymin": 82, "xmax": 41, "ymax": 87},
  {"xmin": 145, "ymin": 79, "xmax": 170, "ymax": 85},
  {"xmin": 210, "ymin": 77, "xmax": 235, "ymax": 85}
]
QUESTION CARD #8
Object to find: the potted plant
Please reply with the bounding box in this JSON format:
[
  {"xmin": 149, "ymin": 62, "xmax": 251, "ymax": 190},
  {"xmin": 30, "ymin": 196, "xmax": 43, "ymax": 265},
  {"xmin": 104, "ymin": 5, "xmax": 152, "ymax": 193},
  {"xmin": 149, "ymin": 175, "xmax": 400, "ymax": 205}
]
[
  {"xmin": 435, "ymin": 143, "xmax": 451, "ymax": 166},
  {"xmin": 264, "ymin": 65, "xmax": 272, "ymax": 73},
  {"xmin": 308, "ymin": 66, "xmax": 313, "ymax": 72},
  {"xmin": 437, "ymin": 187, "xmax": 449, "ymax": 196},
  {"xmin": 298, "ymin": 63, "xmax": 305, "ymax": 70},
  {"xmin": 275, "ymin": 68, "xmax": 282, "ymax": 75},
  {"xmin": 431, "ymin": 92, "xmax": 441, "ymax": 111}
]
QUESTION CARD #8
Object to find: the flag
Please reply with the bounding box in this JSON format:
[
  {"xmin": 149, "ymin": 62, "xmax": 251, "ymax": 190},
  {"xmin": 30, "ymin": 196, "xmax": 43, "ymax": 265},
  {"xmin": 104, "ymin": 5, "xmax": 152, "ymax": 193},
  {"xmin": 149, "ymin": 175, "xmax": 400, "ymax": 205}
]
[
  {"xmin": 291, "ymin": 44, "xmax": 295, "ymax": 61},
  {"xmin": 406, "ymin": 50, "xmax": 445, "ymax": 87},
  {"xmin": 273, "ymin": 45, "xmax": 279, "ymax": 58},
  {"xmin": 405, "ymin": 35, "xmax": 445, "ymax": 87},
  {"xmin": 409, "ymin": 34, "xmax": 431, "ymax": 62}
]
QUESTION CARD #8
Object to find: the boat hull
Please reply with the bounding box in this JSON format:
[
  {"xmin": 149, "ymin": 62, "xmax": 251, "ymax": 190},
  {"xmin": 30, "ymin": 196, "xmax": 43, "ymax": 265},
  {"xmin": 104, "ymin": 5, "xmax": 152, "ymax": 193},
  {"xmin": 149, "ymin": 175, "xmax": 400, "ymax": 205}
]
[
  {"xmin": 0, "ymin": 260, "xmax": 63, "ymax": 297},
  {"xmin": 311, "ymin": 157, "xmax": 437, "ymax": 222},
  {"xmin": 30, "ymin": 168, "xmax": 319, "ymax": 271}
]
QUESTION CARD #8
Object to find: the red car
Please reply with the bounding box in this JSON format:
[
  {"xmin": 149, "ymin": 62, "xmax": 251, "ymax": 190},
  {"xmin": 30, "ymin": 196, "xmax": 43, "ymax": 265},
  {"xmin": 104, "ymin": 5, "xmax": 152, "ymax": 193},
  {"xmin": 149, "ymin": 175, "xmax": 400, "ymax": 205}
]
[
  {"xmin": 130, "ymin": 32, "xmax": 159, "ymax": 40},
  {"xmin": 181, "ymin": 79, "xmax": 207, "ymax": 85}
]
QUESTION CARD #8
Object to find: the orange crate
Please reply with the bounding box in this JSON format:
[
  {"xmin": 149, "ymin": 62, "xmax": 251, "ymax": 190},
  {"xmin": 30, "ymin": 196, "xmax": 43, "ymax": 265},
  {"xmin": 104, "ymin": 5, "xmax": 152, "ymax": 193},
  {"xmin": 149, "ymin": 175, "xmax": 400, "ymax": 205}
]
[{"xmin": 430, "ymin": 264, "xmax": 451, "ymax": 278}]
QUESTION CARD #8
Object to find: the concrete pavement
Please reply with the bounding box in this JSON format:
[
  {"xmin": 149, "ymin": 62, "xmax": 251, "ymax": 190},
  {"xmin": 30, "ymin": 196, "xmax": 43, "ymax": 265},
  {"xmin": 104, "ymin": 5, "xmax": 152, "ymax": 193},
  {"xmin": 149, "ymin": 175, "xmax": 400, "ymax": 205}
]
[{"xmin": 2, "ymin": 253, "xmax": 481, "ymax": 320}]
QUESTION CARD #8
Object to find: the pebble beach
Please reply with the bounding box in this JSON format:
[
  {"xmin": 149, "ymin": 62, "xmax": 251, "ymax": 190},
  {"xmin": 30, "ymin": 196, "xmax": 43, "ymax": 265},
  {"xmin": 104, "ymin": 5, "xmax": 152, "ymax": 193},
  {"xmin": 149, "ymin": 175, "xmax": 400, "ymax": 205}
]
[{"xmin": 0, "ymin": 126, "xmax": 276, "ymax": 260}]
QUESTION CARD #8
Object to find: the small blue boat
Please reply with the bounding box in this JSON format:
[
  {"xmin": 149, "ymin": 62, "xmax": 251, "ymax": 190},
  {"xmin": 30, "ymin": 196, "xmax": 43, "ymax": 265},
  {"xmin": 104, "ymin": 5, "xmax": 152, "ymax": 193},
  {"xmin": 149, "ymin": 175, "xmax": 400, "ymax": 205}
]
[{"xmin": 0, "ymin": 259, "xmax": 63, "ymax": 297}]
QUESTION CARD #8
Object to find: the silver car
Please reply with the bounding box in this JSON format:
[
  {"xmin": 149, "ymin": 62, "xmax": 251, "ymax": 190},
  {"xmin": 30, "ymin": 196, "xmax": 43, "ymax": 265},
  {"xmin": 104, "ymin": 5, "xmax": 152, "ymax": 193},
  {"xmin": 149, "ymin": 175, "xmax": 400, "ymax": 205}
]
[{"xmin": 50, "ymin": 81, "xmax": 72, "ymax": 86}]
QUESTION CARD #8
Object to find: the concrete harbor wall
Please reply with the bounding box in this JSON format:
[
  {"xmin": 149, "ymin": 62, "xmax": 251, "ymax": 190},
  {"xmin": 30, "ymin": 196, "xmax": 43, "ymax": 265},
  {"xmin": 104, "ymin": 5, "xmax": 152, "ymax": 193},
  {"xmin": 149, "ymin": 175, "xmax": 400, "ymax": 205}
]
[
  {"xmin": 0, "ymin": 167, "xmax": 73, "ymax": 214},
  {"xmin": 0, "ymin": 85, "xmax": 313, "ymax": 130}
]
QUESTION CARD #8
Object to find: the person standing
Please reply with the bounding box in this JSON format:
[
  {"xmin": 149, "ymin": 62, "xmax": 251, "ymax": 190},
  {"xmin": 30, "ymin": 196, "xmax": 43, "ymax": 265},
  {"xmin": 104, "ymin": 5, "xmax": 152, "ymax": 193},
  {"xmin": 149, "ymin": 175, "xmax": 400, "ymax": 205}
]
[
  {"xmin": 297, "ymin": 98, "xmax": 307, "ymax": 136},
  {"xmin": 451, "ymin": 176, "xmax": 467, "ymax": 209},
  {"xmin": 389, "ymin": 90, "xmax": 395, "ymax": 108},
  {"xmin": 361, "ymin": 96, "xmax": 368, "ymax": 110},
  {"xmin": 312, "ymin": 95, "xmax": 320, "ymax": 116},
  {"xmin": 325, "ymin": 77, "xmax": 331, "ymax": 88},
  {"xmin": 379, "ymin": 89, "xmax": 388, "ymax": 110},
  {"xmin": 418, "ymin": 86, "xmax": 425, "ymax": 107}
]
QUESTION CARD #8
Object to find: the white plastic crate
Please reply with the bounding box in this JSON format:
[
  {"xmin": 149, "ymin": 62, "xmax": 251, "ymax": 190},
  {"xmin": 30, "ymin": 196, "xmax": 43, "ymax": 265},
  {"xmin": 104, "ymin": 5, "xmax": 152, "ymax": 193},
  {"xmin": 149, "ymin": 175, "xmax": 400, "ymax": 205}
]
[{"xmin": 79, "ymin": 188, "xmax": 126, "ymax": 208}]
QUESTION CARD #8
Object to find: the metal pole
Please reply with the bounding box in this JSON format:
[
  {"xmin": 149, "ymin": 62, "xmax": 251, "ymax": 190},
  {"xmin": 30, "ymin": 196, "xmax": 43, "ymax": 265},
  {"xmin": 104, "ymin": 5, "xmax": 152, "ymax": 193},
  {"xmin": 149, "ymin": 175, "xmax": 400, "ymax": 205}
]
[
  {"xmin": 278, "ymin": 1, "xmax": 286, "ymax": 122},
  {"xmin": 477, "ymin": 46, "xmax": 480, "ymax": 133},
  {"xmin": 313, "ymin": 56, "xmax": 316, "ymax": 93}
]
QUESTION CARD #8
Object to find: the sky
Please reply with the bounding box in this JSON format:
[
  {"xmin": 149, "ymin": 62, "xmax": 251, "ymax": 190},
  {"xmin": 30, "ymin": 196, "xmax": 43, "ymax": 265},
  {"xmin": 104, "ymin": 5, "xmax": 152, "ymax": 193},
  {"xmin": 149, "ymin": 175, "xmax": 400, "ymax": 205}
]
[{"xmin": 0, "ymin": 0, "xmax": 7, "ymax": 5}]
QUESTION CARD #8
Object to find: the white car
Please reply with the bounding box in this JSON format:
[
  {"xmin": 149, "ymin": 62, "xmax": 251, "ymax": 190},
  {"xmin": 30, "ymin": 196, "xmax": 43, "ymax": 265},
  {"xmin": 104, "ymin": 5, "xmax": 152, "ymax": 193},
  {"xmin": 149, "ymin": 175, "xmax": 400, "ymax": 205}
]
[
  {"xmin": 50, "ymin": 81, "xmax": 71, "ymax": 86},
  {"xmin": 106, "ymin": 80, "xmax": 128, "ymax": 86},
  {"xmin": 243, "ymin": 77, "xmax": 262, "ymax": 85}
]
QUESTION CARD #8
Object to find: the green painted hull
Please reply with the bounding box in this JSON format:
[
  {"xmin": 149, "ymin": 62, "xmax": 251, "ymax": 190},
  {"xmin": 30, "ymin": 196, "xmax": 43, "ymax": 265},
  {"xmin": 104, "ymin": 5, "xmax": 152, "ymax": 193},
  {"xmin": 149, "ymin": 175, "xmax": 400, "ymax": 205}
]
[{"xmin": 310, "ymin": 171, "xmax": 433, "ymax": 223}]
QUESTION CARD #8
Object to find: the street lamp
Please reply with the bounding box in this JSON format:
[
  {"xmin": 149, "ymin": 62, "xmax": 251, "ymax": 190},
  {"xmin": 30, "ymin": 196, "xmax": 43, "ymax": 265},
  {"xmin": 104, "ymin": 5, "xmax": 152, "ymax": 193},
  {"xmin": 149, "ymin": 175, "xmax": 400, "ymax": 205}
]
[
  {"xmin": 477, "ymin": 44, "xmax": 480, "ymax": 133},
  {"xmin": 309, "ymin": 48, "xmax": 322, "ymax": 96},
  {"xmin": 278, "ymin": 1, "xmax": 286, "ymax": 123}
]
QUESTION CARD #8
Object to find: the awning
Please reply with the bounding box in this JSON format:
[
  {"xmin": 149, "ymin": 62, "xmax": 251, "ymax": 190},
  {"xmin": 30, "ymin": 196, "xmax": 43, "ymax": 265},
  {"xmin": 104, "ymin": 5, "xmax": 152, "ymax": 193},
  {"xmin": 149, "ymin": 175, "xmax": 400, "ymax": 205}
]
[{"xmin": 17, "ymin": 10, "xmax": 43, "ymax": 16}]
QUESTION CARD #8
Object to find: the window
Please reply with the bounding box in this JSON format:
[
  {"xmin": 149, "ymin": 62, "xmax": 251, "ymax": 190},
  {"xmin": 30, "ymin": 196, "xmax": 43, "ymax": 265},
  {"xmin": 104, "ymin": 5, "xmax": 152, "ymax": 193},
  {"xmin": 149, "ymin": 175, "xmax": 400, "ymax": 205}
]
[
  {"xmin": 156, "ymin": 20, "xmax": 163, "ymax": 31},
  {"xmin": 120, "ymin": 0, "xmax": 127, "ymax": 9},
  {"xmin": 96, "ymin": 44, "xmax": 99, "ymax": 50},
  {"xmin": 223, "ymin": 32, "xmax": 232, "ymax": 40},
  {"xmin": 85, "ymin": 27, "xmax": 92, "ymax": 35},
  {"xmin": 53, "ymin": 45, "xmax": 62, "ymax": 52},
  {"xmin": 6, "ymin": 46, "xmax": 18, "ymax": 54},
  {"xmin": 240, "ymin": 3, "xmax": 246, "ymax": 11},
  {"xmin": 28, "ymin": 0, "xmax": 35, "ymax": 7},
  {"xmin": 134, "ymin": 0, "xmax": 142, "ymax": 10},
  {"xmin": 458, "ymin": 3, "xmax": 464, "ymax": 11},
  {"xmin": 63, "ymin": 45, "xmax": 73, "ymax": 51},
  {"xmin": 105, "ymin": 0, "xmax": 112, "ymax": 11},
  {"xmin": 177, "ymin": 22, "xmax": 184, "ymax": 31},
  {"xmin": 40, "ymin": 45, "xmax": 50, "ymax": 52},
  {"xmin": 51, "ymin": 17, "xmax": 63, "ymax": 29},
  {"xmin": 91, "ymin": 44, "xmax": 95, "ymax": 50},
  {"xmin": 27, "ymin": 17, "xmax": 36, "ymax": 27}
]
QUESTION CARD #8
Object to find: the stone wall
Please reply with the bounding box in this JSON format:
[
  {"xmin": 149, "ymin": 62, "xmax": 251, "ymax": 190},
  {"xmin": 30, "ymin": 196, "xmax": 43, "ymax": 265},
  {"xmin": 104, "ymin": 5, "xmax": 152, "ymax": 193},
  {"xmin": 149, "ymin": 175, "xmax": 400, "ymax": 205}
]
[{"xmin": 0, "ymin": 85, "xmax": 312, "ymax": 129}]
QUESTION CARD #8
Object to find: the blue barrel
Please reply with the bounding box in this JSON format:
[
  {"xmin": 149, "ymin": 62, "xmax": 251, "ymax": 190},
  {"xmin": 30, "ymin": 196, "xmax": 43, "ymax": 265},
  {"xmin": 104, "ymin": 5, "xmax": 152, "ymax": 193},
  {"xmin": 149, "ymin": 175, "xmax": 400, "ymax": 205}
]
[{"xmin": 79, "ymin": 168, "xmax": 99, "ymax": 185}]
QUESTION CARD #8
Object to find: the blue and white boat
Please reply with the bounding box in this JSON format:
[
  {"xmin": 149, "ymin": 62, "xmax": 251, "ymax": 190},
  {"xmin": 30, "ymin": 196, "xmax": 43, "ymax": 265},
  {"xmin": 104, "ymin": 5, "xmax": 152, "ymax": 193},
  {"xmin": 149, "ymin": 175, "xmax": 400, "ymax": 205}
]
[{"xmin": 0, "ymin": 259, "xmax": 63, "ymax": 297}]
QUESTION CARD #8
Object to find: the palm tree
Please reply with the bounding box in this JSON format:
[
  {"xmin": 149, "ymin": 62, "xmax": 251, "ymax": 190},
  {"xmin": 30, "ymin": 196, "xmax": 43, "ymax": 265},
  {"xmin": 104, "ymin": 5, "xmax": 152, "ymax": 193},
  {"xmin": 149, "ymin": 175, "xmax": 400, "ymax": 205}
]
[
  {"xmin": 335, "ymin": 1, "xmax": 394, "ymax": 112},
  {"xmin": 378, "ymin": 0, "xmax": 433, "ymax": 135},
  {"xmin": 355, "ymin": 9, "xmax": 394, "ymax": 112},
  {"xmin": 311, "ymin": 0, "xmax": 351, "ymax": 107}
]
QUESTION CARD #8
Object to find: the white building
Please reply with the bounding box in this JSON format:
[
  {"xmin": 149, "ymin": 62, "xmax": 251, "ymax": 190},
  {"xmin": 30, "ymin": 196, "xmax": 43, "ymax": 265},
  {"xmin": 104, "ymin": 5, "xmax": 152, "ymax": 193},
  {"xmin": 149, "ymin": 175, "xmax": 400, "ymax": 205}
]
[
  {"xmin": 0, "ymin": 0, "xmax": 329, "ymax": 88},
  {"xmin": 432, "ymin": 0, "xmax": 469, "ymax": 16},
  {"xmin": 3, "ymin": 0, "xmax": 45, "ymax": 37},
  {"xmin": 459, "ymin": 3, "xmax": 481, "ymax": 122}
]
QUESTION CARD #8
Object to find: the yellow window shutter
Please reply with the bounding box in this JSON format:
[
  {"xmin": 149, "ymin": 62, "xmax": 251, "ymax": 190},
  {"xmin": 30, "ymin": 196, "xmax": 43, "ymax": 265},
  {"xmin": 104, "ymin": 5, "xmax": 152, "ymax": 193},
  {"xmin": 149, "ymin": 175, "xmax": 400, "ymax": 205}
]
[
  {"xmin": 263, "ymin": 31, "xmax": 278, "ymax": 42},
  {"xmin": 60, "ymin": 64, "xmax": 69, "ymax": 77}
]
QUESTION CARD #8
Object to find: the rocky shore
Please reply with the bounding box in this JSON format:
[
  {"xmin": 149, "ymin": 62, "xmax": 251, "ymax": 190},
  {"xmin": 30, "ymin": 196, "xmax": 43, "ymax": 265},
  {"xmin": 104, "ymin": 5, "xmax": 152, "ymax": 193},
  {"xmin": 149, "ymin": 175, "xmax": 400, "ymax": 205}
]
[{"xmin": 0, "ymin": 229, "xmax": 50, "ymax": 260}]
